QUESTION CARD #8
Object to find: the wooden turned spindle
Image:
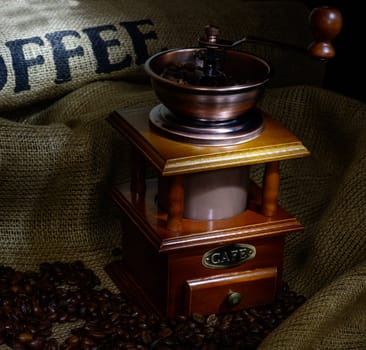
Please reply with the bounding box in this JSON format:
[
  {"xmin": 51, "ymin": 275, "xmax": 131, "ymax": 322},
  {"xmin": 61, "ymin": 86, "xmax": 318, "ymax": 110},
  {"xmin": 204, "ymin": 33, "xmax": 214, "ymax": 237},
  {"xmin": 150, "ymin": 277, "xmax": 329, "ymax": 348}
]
[
  {"xmin": 262, "ymin": 161, "xmax": 280, "ymax": 217},
  {"xmin": 166, "ymin": 175, "xmax": 184, "ymax": 233},
  {"xmin": 308, "ymin": 6, "xmax": 343, "ymax": 59},
  {"xmin": 130, "ymin": 149, "xmax": 146, "ymax": 204}
]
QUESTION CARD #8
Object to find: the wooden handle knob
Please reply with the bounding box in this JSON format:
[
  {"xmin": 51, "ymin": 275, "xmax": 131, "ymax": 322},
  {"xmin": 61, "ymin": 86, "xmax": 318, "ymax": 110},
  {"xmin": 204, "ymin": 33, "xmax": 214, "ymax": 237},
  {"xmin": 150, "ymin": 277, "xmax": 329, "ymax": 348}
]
[
  {"xmin": 226, "ymin": 292, "xmax": 242, "ymax": 306},
  {"xmin": 205, "ymin": 25, "xmax": 220, "ymax": 43},
  {"xmin": 308, "ymin": 6, "xmax": 343, "ymax": 59}
]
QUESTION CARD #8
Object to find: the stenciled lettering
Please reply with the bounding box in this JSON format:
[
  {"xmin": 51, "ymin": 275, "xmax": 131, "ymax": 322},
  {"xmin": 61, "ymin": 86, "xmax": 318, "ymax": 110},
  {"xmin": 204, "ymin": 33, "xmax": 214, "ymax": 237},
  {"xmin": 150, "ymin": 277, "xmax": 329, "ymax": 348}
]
[
  {"xmin": 120, "ymin": 19, "xmax": 157, "ymax": 65},
  {"xmin": 0, "ymin": 56, "xmax": 7, "ymax": 91},
  {"xmin": 45, "ymin": 30, "xmax": 84, "ymax": 84},
  {"xmin": 202, "ymin": 244, "xmax": 256, "ymax": 269},
  {"xmin": 82, "ymin": 25, "xmax": 132, "ymax": 74},
  {"xmin": 0, "ymin": 18, "xmax": 159, "ymax": 93},
  {"xmin": 210, "ymin": 252, "xmax": 221, "ymax": 265},
  {"xmin": 5, "ymin": 37, "xmax": 45, "ymax": 93},
  {"xmin": 208, "ymin": 248, "xmax": 250, "ymax": 265}
]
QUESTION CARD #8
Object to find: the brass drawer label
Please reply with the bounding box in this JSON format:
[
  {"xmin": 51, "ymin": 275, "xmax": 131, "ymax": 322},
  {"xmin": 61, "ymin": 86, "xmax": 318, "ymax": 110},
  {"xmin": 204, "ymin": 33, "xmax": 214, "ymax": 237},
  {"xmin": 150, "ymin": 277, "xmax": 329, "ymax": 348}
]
[{"xmin": 202, "ymin": 243, "xmax": 256, "ymax": 269}]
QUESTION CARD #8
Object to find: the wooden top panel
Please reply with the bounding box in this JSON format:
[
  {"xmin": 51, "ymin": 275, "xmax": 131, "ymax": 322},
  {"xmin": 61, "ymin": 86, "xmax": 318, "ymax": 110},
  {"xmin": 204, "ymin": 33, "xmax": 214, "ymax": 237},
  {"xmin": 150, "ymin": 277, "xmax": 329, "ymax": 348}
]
[{"xmin": 109, "ymin": 106, "xmax": 310, "ymax": 176}]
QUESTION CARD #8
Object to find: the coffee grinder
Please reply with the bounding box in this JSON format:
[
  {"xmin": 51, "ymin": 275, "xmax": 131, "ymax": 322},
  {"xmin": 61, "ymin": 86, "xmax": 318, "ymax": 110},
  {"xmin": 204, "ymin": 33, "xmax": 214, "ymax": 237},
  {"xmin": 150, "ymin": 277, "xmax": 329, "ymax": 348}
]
[{"xmin": 105, "ymin": 7, "xmax": 342, "ymax": 318}]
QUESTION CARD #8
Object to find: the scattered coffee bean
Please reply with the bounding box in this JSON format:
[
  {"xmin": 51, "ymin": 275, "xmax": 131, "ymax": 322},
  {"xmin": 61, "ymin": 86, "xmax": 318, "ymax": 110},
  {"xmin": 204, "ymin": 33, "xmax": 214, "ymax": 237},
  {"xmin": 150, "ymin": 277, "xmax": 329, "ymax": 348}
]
[
  {"xmin": 159, "ymin": 62, "xmax": 245, "ymax": 87},
  {"xmin": 0, "ymin": 262, "xmax": 305, "ymax": 349}
]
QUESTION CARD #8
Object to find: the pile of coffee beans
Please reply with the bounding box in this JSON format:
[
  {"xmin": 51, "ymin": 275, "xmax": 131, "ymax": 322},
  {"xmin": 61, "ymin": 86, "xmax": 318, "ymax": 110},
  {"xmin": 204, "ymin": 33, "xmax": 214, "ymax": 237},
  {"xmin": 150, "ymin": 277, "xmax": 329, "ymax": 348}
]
[
  {"xmin": 160, "ymin": 63, "xmax": 203, "ymax": 86},
  {"xmin": 159, "ymin": 62, "xmax": 241, "ymax": 87},
  {"xmin": 0, "ymin": 261, "xmax": 306, "ymax": 349}
]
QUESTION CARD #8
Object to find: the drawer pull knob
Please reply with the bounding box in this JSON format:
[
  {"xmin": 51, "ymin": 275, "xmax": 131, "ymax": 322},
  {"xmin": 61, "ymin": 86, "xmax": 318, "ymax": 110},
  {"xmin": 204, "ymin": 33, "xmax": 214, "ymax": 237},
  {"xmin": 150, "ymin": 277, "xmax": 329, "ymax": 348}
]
[{"xmin": 226, "ymin": 292, "xmax": 242, "ymax": 306}]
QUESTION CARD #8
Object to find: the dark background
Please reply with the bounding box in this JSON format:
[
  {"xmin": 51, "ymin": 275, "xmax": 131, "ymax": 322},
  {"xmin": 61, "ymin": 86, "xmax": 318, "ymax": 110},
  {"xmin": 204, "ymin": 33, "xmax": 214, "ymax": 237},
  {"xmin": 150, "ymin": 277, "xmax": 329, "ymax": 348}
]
[{"xmin": 303, "ymin": 1, "xmax": 364, "ymax": 102}]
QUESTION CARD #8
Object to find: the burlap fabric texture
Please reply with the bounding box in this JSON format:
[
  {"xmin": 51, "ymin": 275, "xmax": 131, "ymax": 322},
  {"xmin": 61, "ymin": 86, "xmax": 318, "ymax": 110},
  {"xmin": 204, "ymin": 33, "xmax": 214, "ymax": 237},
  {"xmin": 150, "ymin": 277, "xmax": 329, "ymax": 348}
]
[
  {"xmin": 257, "ymin": 86, "xmax": 366, "ymax": 350},
  {"xmin": 0, "ymin": 0, "xmax": 324, "ymax": 112},
  {"xmin": 0, "ymin": 80, "xmax": 365, "ymax": 349},
  {"xmin": 1, "ymin": 1, "xmax": 366, "ymax": 348}
]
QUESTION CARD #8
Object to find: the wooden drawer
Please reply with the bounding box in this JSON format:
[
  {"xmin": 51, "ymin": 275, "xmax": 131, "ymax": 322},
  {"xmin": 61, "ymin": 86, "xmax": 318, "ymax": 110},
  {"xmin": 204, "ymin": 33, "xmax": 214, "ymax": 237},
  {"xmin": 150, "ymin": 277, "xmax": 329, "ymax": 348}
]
[{"xmin": 184, "ymin": 267, "xmax": 277, "ymax": 315}]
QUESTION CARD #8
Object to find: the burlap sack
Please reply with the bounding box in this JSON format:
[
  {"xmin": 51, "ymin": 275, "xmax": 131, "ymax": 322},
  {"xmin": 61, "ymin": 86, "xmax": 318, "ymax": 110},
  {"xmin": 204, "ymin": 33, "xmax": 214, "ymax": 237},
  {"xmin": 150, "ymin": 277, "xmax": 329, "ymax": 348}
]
[
  {"xmin": 0, "ymin": 80, "xmax": 157, "ymax": 274},
  {"xmin": 1, "ymin": 0, "xmax": 324, "ymax": 112},
  {"xmin": 257, "ymin": 86, "xmax": 366, "ymax": 350},
  {"xmin": 1, "ymin": 1, "xmax": 365, "ymax": 349},
  {"xmin": 1, "ymin": 80, "xmax": 365, "ymax": 349}
]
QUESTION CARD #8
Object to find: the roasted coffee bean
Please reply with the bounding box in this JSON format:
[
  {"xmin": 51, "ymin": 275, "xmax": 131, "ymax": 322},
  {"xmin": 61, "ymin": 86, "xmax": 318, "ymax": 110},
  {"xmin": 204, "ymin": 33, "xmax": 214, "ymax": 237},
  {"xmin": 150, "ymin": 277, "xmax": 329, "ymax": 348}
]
[
  {"xmin": 80, "ymin": 335, "xmax": 95, "ymax": 346},
  {"xmin": 9, "ymin": 340, "xmax": 25, "ymax": 350},
  {"xmin": 58, "ymin": 311, "xmax": 69, "ymax": 323},
  {"xmin": 28, "ymin": 337, "xmax": 45, "ymax": 350},
  {"xmin": 17, "ymin": 332, "xmax": 33, "ymax": 343},
  {"xmin": 44, "ymin": 338, "xmax": 58, "ymax": 350},
  {"xmin": 158, "ymin": 326, "xmax": 173, "ymax": 338},
  {"xmin": 89, "ymin": 330, "xmax": 107, "ymax": 340},
  {"xmin": 192, "ymin": 313, "xmax": 205, "ymax": 324},
  {"xmin": 0, "ymin": 262, "xmax": 305, "ymax": 349},
  {"xmin": 206, "ymin": 314, "xmax": 218, "ymax": 328},
  {"xmin": 47, "ymin": 312, "xmax": 58, "ymax": 322},
  {"xmin": 65, "ymin": 335, "xmax": 79, "ymax": 345},
  {"xmin": 60, "ymin": 344, "xmax": 78, "ymax": 350}
]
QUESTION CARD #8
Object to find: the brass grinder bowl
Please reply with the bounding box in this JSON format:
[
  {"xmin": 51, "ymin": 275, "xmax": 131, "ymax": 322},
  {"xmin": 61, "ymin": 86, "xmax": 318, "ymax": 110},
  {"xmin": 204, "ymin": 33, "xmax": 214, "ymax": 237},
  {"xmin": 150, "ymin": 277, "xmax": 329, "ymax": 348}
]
[{"xmin": 144, "ymin": 48, "xmax": 271, "ymax": 121}]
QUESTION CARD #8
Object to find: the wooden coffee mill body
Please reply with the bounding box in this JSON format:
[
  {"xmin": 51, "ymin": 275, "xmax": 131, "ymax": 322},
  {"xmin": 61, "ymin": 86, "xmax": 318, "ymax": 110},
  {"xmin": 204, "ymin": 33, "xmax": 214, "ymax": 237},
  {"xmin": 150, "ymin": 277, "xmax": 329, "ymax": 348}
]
[
  {"xmin": 106, "ymin": 107, "xmax": 309, "ymax": 318},
  {"xmin": 105, "ymin": 7, "xmax": 342, "ymax": 319}
]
